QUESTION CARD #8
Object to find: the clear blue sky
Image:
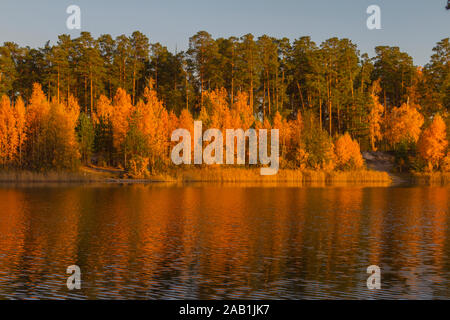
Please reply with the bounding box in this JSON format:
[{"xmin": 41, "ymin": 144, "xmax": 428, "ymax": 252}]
[{"xmin": 0, "ymin": 0, "xmax": 449, "ymax": 66}]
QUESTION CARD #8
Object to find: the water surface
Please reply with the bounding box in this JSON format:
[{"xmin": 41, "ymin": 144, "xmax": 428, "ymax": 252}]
[{"xmin": 0, "ymin": 184, "xmax": 448, "ymax": 299}]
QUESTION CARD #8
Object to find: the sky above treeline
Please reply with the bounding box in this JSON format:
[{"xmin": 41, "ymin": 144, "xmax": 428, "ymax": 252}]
[{"xmin": 0, "ymin": 0, "xmax": 449, "ymax": 66}]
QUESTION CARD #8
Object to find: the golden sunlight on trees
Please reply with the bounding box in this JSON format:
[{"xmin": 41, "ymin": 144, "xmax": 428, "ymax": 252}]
[
  {"xmin": 0, "ymin": 83, "xmax": 82, "ymax": 170},
  {"xmin": 334, "ymin": 133, "xmax": 364, "ymax": 170},
  {"xmin": 418, "ymin": 115, "xmax": 448, "ymax": 171},
  {"xmin": 44, "ymin": 101, "xmax": 80, "ymax": 169},
  {"xmin": 368, "ymin": 92, "xmax": 384, "ymax": 151},
  {"xmin": 14, "ymin": 97, "xmax": 26, "ymax": 165},
  {"xmin": 203, "ymin": 88, "xmax": 230, "ymax": 130},
  {"xmin": 0, "ymin": 32, "xmax": 449, "ymax": 177},
  {"xmin": 111, "ymin": 88, "xmax": 133, "ymax": 164},
  {"xmin": 0, "ymin": 96, "xmax": 18, "ymax": 167},
  {"xmin": 26, "ymin": 83, "xmax": 51, "ymax": 168},
  {"xmin": 385, "ymin": 103, "xmax": 424, "ymax": 148},
  {"xmin": 138, "ymin": 84, "xmax": 170, "ymax": 171},
  {"xmin": 232, "ymin": 92, "xmax": 254, "ymax": 131}
]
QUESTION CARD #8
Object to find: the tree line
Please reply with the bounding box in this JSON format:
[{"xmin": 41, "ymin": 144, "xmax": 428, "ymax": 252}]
[{"xmin": 0, "ymin": 31, "xmax": 449, "ymax": 175}]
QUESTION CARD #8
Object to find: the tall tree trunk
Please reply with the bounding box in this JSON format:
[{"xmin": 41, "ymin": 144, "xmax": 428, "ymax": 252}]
[
  {"xmin": 186, "ymin": 73, "xmax": 189, "ymax": 111},
  {"xmin": 57, "ymin": 66, "xmax": 60, "ymax": 104},
  {"xmin": 201, "ymin": 75, "xmax": 204, "ymax": 109},
  {"xmin": 90, "ymin": 68, "xmax": 93, "ymax": 114},
  {"xmin": 67, "ymin": 73, "xmax": 70, "ymax": 102},
  {"xmin": 319, "ymin": 98, "xmax": 322, "ymax": 131},
  {"xmin": 231, "ymin": 46, "xmax": 235, "ymax": 106},
  {"xmin": 250, "ymin": 51, "xmax": 254, "ymax": 114},
  {"xmin": 337, "ymin": 104, "xmax": 341, "ymax": 134},
  {"xmin": 132, "ymin": 64, "xmax": 136, "ymax": 105},
  {"xmin": 263, "ymin": 81, "xmax": 266, "ymax": 119},
  {"xmin": 84, "ymin": 76, "xmax": 87, "ymax": 113},
  {"xmin": 297, "ymin": 82, "xmax": 305, "ymax": 112},
  {"xmin": 266, "ymin": 70, "xmax": 271, "ymax": 116}
]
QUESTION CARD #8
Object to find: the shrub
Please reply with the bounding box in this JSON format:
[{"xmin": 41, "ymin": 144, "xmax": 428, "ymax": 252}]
[{"xmin": 125, "ymin": 156, "xmax": 150, "ymax": 179}]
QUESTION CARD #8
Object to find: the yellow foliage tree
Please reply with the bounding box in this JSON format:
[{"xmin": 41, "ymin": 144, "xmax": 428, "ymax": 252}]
[
  {"xmin": 138, "ymin": 85, "xmax": 170, "ymax": 168},
  {"xmin": 179, "ymin": 108, "xmax": 194, "ymax": 161},
  {"xmin": 334, "ymin": 133, "xmax": 364, "ymax": 170},
  {"xmin": 441, "ymin": 152, "xmax": 450, "ymax": 172},
  {"xmin": 111, "ymin": 88, "xmax": 133, "ymax": 165},
  {"xmin": 95, "ymin": 95, "xmax": 114, "ymax": 120},
  {"xmin": 203, "ymin": 88, "xmax": 229, "ymax": 130},
  {"xmin": 0, "ymin": 96, "xmax": 18, "ymax": 166},
  {"xmin": 232, "ymin": 91, "xmax": 254, "ymax": 130},
  {"xmin": 14, "ymin": 97, "xmax": 26, "ymax": 165},
  {"xmin": 385, "ymin": 103, "xmax": 424, "ymax": 147},
  {"xmin": 65, "ymin": 95, "xmax": 80, "ymax": 125},
  {"xmin": 273, "ymin": 111, "xmax": 288, "ymax": 158},
  {"xmin": 26, "ymin": 83, "xmax": 50, "ymax": 167},
  {"xmin": 368, "ymin": 93, "xmax": 384, "ymax": 151},
  {"xmin": 417, "ymin": 115, "xmax": 448, "ymax": 170},
  {"xmin": 43, "ymin": 101, "xmax": 80, "ymax": 169}
]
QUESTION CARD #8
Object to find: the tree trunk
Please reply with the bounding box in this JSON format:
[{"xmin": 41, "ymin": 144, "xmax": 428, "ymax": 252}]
[
  {"xmin": 84, "ymin": 76, "xmax": 87, "ymax": 113},
  {"xmin": 90, "ymin": 69, "xmax": 93, "ymax": 114},
  {"xmin": 57, "ymin": 66, "xmax": 60, "ymax": 104},
  {"xmin": 297, "ymin": 82, "xmax": 305, "ymax": 112},
  {"xmin": 132, "ymin": 64, "xmax": 136, "ymax": 105}
]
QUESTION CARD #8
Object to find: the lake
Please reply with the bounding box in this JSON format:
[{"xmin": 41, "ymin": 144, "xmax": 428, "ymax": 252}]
[{"xmin": 0, "ymin": 183, "xmax": 448, "ymax": 299}]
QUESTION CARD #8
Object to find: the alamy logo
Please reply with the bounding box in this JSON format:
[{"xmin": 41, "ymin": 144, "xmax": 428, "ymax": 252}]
[
  {"xmin": 66, "ymin": 5, "xmax": 81, "ymax": 30},
  {"xmin": 366, "ymin": 5, "xmax": 381, "ymax": 30},
  {"xmin": 66, "ymin": 265, "xmax": 81, "ymax": 290},
  {"xmin": 366, "ymin": 265, "xmax": 381, "ymax": 289},
  {"xmin": 171, "ymin": 121, "xmax": 279, "ymax": 175}
]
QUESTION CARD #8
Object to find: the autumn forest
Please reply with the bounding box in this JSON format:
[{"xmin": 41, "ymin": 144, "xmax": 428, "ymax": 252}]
[{"xmin": 0, "ymin": 31, "xmax": 449, "ymax": 179}]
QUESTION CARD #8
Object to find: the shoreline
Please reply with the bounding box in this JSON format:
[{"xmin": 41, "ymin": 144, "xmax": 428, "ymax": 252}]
[
  {"xmin": 0, "ymin": 167, "xmax": 448, "ymax": 186},
  {"xmin": 0, "ymin": 167, "xmax": 391, "ymax": 185}
]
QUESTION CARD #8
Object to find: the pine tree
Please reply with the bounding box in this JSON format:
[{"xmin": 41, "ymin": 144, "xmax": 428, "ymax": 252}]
[{"xmin": 77, "ymin": 113, "xmax": 95, "ymax": 165}]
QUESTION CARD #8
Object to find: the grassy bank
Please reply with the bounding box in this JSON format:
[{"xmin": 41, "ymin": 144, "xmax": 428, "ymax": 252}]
[
  {"xmin": 0, "ymin": 167, "xmax": 392, "ymax": 185},
  {"xmin": 412, "ymin": 172, "xmax": 450, "ymax": 185},
  {"xmin": 171, "ymin": 167, "xmax": 391, "ymax": 184},
  {"xmin": 0, "ymin": 170, "xmax": 100, "ymax": 183},
  {"xmin": 327, "ymin": 170, "xmax": 391, "ymax": 183},
  {"xmin": 173, "ymin": 168, "xmax": 304, "ymax": 182}
]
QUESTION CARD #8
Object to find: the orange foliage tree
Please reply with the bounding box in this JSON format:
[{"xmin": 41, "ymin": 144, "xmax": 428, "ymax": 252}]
[
  {"xmin": 417, "ymin": 114, "xmax": 448, "ymax": 170},
  {"xmin": 0, "ymin": 96, "xmax": 18, "ymax": 167},
  {"xmin": 203, "ymin": 88, "xmax": 229, "ymax": 130},
  {"xmin": 138, "ymin": 85, "xmax": 170, "ymax": 170},
  {"xmin": 14, "ymin": 97, "xmax": 26, "ymax": 165},
  {"xmin": 25, "ymin": 83, "xmax": 51, "ymax": 167},
  {"xmin": 17, "ymin": 83, "xmax": 81, "ymax": 170},
  {"xmin": 368, "ymin": 93, "xmax": 384, "ymax": 151},
  {"xmin": 385, "ymin": 103, "xmax": 424, "ymax": 148},
  {"xmin": 334, "ymin": 133, "xmax": 364, "ymax": 170},
  {"xmin": 232, "ymin": 92, "xmax": 254, "ymax": 130},
  {"xmin": 111, "ymin": 88, "xmax": 133, "ymax": 165},
  {"xmin": 286, "ymin": 113, "xmax": 306, "ymax": 169},
  {"xmin": 43, "ymin": 100, "xmax": 80, "ymax": 169}
]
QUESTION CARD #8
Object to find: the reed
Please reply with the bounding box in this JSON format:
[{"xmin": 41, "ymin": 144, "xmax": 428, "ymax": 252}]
[
  {"xmin": 173, "ymin": 167, "xmax": 302, "ymax": 182},
  {"xmin": 169, "ymin": 167, "xmax": 391, "ymax": 184},
  {"xmin": 0, "ymin": 170, "xmax": 99, "ymax": 182},
  {"xmin": 327, "ymin": 170, "xmax": 392, "ymax": 183},
  {"xmin": 0, "ymin": 167, "xmax": 393, "ymax": 184},
  {"xmin": 413, "ymin": 172, "xmax": 450, "ymax": 185}
]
